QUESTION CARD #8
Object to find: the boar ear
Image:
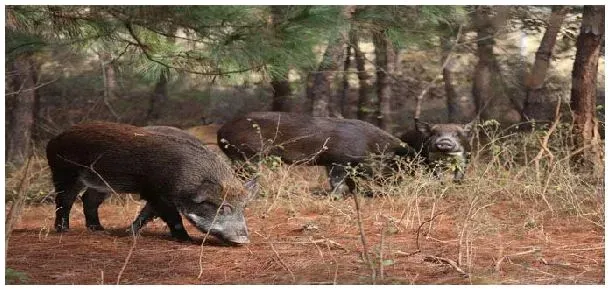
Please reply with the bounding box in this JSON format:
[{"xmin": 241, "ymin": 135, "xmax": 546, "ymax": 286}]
[
  {"xmin": 462, "ymin": 121, "xmax": 476, "ymax": 137},
  {"xmin": 191, "ymin": 182, "xmax": 219, "ymax": 203},
  {"xmin": 415, "ymin": 120, "xmax": 432, "ymax": 136}
]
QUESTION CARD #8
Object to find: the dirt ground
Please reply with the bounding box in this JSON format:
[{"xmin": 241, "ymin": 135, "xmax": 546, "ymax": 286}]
[{"xmin": 5, "ymin": 194, "xmax": 604, "ymax": 285}]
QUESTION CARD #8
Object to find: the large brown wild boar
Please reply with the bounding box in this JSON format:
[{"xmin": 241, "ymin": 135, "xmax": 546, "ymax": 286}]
[
  {"xmin": 217, "ymin": 111, "xmax": 414, "ymax": 194},
  {"xmin": 46, "ymin": 122, "xmax": 254, "ymax": 244},
  {"xmin": 400, "ymin": 120, "xmax": 473, "ymax": 181}
]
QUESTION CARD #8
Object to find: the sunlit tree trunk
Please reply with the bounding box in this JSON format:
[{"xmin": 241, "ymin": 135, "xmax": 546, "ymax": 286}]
[
  {"xmin": 442, "ymin": 36, "xmax": 475, "ymax": 123},
  {"xmin": 99, "ymin": 51, "xmax": 118, "ymax": 100},
  {"xmin": 522, "ymin": 6, "xmax": 569, "ymax": 123},
  {"xmin": 351, "ymin": 30, "xmax": 374, "ymax": 123},
  {"xmin": 570, "ymin": 5, "xmax": 604, "ymax": 172}
]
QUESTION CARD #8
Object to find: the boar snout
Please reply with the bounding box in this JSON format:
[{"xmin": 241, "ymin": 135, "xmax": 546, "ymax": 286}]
[
  {"xmin": 185, "ymin": 212, "xmax": 250, "ymax": 245},
  {"xmin": 434, "ymin": 137, "xmax": 457, "ymax": 152}
]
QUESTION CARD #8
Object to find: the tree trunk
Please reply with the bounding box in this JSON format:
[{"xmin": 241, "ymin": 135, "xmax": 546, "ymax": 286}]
[
  {"xmin": 340, "ymin": 42, "xmax": 352, "ymax": 117},
  {"xmin": 373, "ymin": 30, "xmax": 395, "ymax": 132},
  {"xmin": 99, "ymin": 51, "xmax": 118, "ymax": 99},
  {"xmin": 442, "ymin": 36, "xmax": 475, "ymax": 123},
  {"xmin": 147, "ymin": 68, "xmax": 169, "ymax": 121},
  {"xmin": 6, "ymin": 53, "xmax": 38, "ymax": 167},
  {"xmin": 271, "ymin": 78, "xmax": 291, "ymax": 112},
  {"xmin": 570, "ymin": 5, "xmax": 604, "ymax": 172},
  {"xmin": 352, "ymin": 29, "xmax": 374, "ymax": 123},
  {"xmin": 310, "ymin": 6, "xmax": 353, "ymax": 117},
  {"xmin": 522, "ymin": 6, "xmax": 569, "ymax": 123},
  {"xmin": 270, "ymin": 6, "xmax": 291, "ymax": 112},
  {"xmin": 472, "ymin": 6, "xmax": 520, "ymax": 123}
]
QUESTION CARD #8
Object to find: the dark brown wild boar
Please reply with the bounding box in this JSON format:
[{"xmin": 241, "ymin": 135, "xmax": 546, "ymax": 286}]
[
  {"xmin": 46, "ymin": 122, "xmax": 254, "ymax": 244},
  {"xmin": 125, "ymin": 125, "xmax": 232, "ymax": 235},
  {"xmin": 400, "ymin": 120, "xmax": 474, "ymax": 181},
  {"xmin": 217, "ymin": 111, "xmax": 414, "ymax": 194}
]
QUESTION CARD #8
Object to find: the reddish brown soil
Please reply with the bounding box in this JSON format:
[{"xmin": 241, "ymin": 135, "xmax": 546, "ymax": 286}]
[{"xmin": 6, "ymin": 198, "xmax": 604, "ymax": 285}]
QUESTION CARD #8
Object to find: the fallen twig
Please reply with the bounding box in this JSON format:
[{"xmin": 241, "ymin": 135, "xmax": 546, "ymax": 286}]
[
  {"xmin": 116, "ymin": 234, "xmax": 138, "ymax": 284},
  {"xmin": 270, "ymin": 242, "xmax": 296, "ymax": 282},
  {"xmin": 495, "ymin": 247, "xmax": 541, "ymax": 272},
  {"xmin": 424, "ymin": 255, "xmax": 469, "ymax": 278},
  {"xmin": 352, "ymin": 193, "xmax": 376, "ymax": 283},
  {"xmin": 5, "ymin": 156, "xmax": 33, "ymax": 258}
]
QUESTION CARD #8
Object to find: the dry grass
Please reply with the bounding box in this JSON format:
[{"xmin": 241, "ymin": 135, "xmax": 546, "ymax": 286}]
[{"xmin": 4, "ymin": 124, "xmax": 604, "ymax": 284}]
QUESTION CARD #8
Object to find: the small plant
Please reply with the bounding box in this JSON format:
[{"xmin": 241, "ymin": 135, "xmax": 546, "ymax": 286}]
[{"xmin": 6, "ymin": 268, "xmax": 29, "ymax": 284}]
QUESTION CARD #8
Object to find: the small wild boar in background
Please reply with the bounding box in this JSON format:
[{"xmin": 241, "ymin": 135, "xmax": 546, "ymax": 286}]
[
  {"xmin": 46, "ymin": 122, "xmax": 254, "ymax": 245},
  {"xmin": 400, "ymin": 120, "xmax": 474, "ymax": 181},
  {"xmin": 217, "ymin": 111, "xmax": 415, "ymax": 194}
]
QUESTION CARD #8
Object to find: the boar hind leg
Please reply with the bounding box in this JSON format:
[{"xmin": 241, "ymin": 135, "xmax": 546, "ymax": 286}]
[
  {"xmin": 127, "ymin": 202, "xmax": 157, "ymax": 235},
  {"xmin": 82, "ymin": 189, "xmax": 108, "ymax": 231},
  {"xmin": 146, "ymin": 195, "xmax": 190, "ymax": 241},
  {"xmin": 52, "ymin": 170, "xmax": 83, "ymax": 232}
]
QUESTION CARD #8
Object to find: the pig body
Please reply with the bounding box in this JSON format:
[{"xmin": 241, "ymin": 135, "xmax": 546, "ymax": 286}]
[
  {"xmin": 217, "ymin": 111, "xmax": 414, "ymax": 193},
  {"xmin": 46, "ymin": 122, "xmax": 252, "ymax": 244}
]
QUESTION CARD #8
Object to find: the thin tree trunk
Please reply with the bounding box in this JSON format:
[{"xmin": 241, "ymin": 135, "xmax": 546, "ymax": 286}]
[
  {"xmin": 522, "ymin": 6, "xmax": 569, "ymax": 123},
  {"xmin": 270, "ymin": 6, "xmax": 291, "ymax": 112},
  {"xmin": 373, "ymin": 30, "xmax": 395, "ymax": 132},
  {"xmin": 310, "ymin": 6, "xmax": 353, "ymax": 117},
  {"xmin": 442, "ymin": 35, "xmax": 475, "ymax": 123},
  {"xmin": 271, "ymin": 78, "xmax": 291, "ymax": 112},
  {"xmin": 147, "ymin": 68, "xmax": 169, "ymax": 121},
  {"xmin": 352, "ymin": 30, "xmax": 374, "ymax": 123},
  {"xmin": 99, "ymin": 51, "xmax": 118, "ymax": 99},
  {"xmin": 6, "ymin": 53, "xmax": 38, "ymax": 167},
  {"xmin": 570, "ymin": 5, "xmax": 604, "ymax": 172},
  {"xmin": 340, "ymin": 43, "xmax": 352, "ymax": 117}
]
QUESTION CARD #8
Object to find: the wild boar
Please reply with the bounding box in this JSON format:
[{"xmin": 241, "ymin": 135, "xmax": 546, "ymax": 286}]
[
  {"xmin": 400, "ymin": 120, "xmax": 474, "ymax": 181},
  {"xmin": 217, "ymin": 111, "xmax": 414, "ymax": 194},
  {"xmin": 46, "ymin": 122, "xmax": 253, "ymax": 244}
]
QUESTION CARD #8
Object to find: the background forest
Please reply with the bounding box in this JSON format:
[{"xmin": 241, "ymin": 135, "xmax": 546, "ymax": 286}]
[{"xmin": 4, "ymin": 5, "xmax": 606, "ymax": 285}]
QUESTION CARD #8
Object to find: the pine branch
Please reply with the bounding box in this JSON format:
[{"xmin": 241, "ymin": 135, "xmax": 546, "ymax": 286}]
[{"xmin": 124, "ymin": 22, "xmax": 262, "ymax": 77}]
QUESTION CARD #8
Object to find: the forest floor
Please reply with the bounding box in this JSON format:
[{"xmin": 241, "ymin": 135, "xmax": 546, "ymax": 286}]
[{"xmin": 6, "ymin": 179, "xmax": 604, "ymax": 285}]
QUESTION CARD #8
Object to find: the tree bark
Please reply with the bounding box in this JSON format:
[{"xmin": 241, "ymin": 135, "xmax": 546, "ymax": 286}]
[
  {"xmin": 271, "ymin": 78, "xmax": 291, "ymax": 112},
  {"xmin": 522, "ymin": 6, "xmax": 569, "ymax": 123},
  {"xmin": 352, "ymin": 30, "xmax": 374, "ymax": 123},
  {"xmin": 442, "ymin": 36, "xmax": 475, "ymax": 123},
  {"xmin": 472, "ymin": 6, "xmax": 520, "ymax": 123},
  {"xmin": 310, "ymin": 6, "xmax": 353, "ymax": 117},
  {"xmin": 570, "ymin": 5, "xmax": 604, "ymax": 172},
  {"xmin": 270, "ymin": 6, "xmax": 291, "ymax": 112},
  {"xmin": 373, "ymin": 30, "xmax": 395, "ymax": 133},
  {"xmin": 6, "ymin": 53, "xmax": 38, "ymax": 167},
  {"xmin": 99, "ymin": 51, "xmax": 118, "ymax": 99},
  {"xmin": 147, "ymin": 68, "xmax": 169, "ymax": 121},
  {"xmin": 340, "ymin": 42, "xmax": 352, "ymax": 117}
]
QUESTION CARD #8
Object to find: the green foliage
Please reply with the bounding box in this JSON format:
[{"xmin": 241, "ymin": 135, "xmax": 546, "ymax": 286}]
[
  {"xmin": 354, "ymin": 6, "xmax": 467, "ymax": 50},
  {"xmin": 6, "ymin": 268, "xmax": 29, "ymax": 284}
]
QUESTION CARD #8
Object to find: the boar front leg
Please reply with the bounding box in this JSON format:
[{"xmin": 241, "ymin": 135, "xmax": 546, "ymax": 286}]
[{"xmin": 127, "ymin": 202, "xmax": 158, "ymax": 235}]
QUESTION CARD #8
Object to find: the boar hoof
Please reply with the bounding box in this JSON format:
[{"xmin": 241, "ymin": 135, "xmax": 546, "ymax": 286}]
[
  {"xmin": 87, "ymin": 224, "xmax": 105, "ymax": 231},
  {"xmin": 170, "ymin": 230, "xmax": 191, "ymax": 242},
  {"xmin": 55, "ymin": 222, "xmax": 69, "ymax": 232}
]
